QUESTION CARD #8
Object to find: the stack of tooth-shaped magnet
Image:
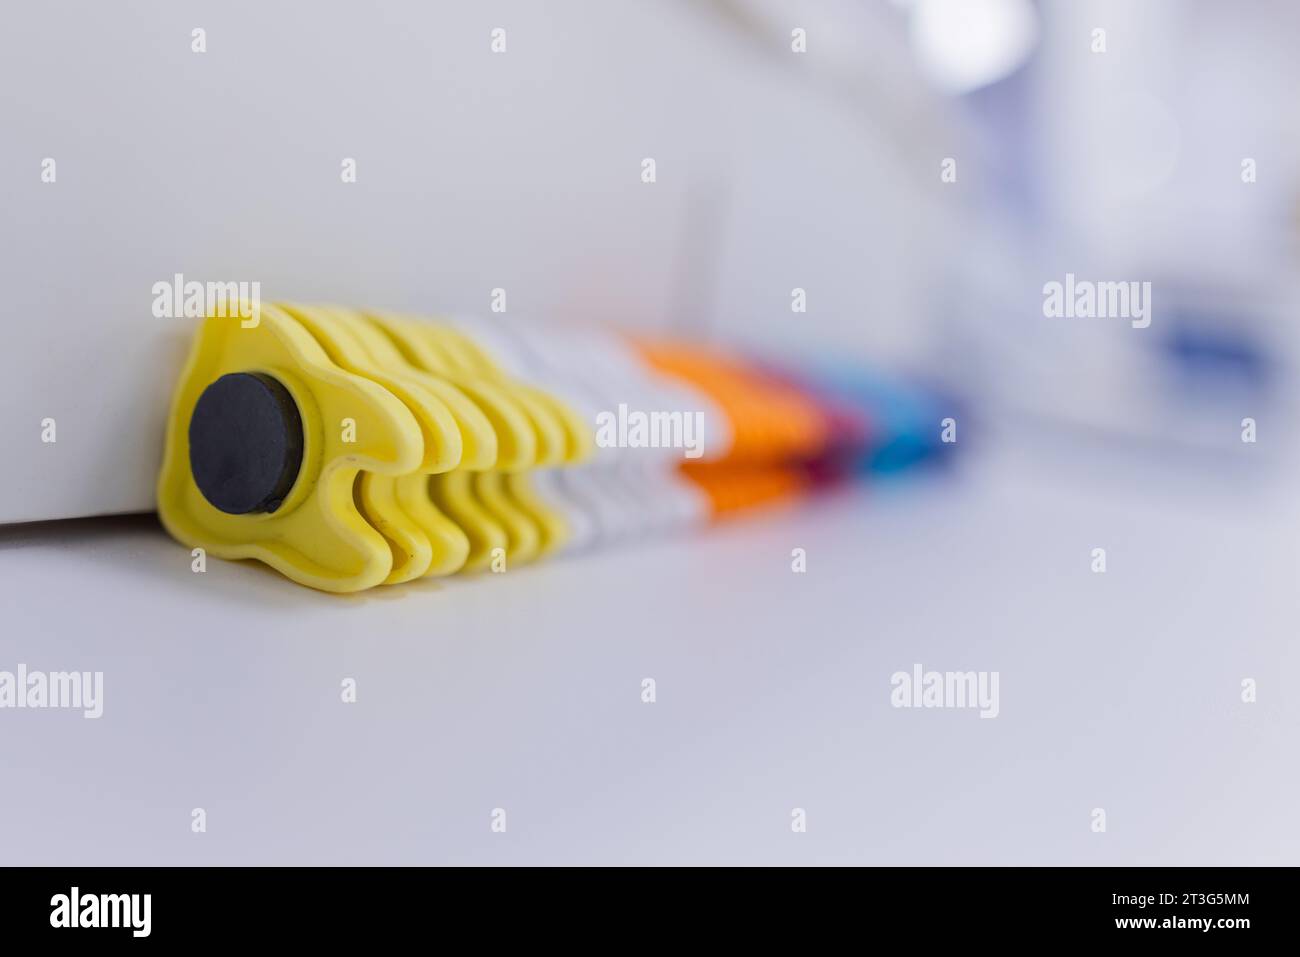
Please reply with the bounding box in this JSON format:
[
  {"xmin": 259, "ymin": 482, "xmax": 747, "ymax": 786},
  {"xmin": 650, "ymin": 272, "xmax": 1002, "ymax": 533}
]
[
  {"xmin": 157, "ymin": 305, "xmax": 957, "ymax": 592},
  {"xmin": 157, "ymin": 303, "xmax": 590, "ymax": 592}
]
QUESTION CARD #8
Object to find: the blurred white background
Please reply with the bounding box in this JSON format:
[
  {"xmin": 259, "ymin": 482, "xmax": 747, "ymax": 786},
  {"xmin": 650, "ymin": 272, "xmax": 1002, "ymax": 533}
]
[{"xmin": 1, "ymin": 0, "xmax": 1298, "ymax": 865}]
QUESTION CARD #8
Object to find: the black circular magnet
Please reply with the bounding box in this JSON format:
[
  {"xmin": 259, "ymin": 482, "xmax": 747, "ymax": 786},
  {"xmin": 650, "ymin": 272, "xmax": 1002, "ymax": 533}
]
[{"xmin": 188, "ymin": 372, "xmax": 304, "ymax": 514}]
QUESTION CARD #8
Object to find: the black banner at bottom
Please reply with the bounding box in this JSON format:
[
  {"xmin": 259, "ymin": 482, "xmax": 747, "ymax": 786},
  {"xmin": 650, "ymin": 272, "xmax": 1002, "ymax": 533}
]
[{"xmin": 0, "ymin": 866, "xmax": 1271, "ymax": 942}]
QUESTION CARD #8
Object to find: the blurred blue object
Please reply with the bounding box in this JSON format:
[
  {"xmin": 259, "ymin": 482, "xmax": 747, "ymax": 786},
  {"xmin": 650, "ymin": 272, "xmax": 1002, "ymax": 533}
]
[
  {"xmin": 804, "ymin": 365, "xmax": 963, "ymax": 477},
  {"xmin": 1162, "ymin": 316, "xmax": 1274, "ymax": 395}
]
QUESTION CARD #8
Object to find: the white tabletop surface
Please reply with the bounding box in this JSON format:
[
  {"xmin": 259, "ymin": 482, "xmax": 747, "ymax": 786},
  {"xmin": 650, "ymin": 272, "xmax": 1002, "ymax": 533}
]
[{"xmin": 1, "ymin": 445, "xmax": 1296, "ymax": 865}]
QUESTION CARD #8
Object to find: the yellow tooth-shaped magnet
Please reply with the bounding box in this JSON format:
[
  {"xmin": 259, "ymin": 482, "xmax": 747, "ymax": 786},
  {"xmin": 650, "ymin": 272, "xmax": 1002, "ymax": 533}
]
[
  {"xmin": 432, "ymin": 323, "xmax": 580, "ymax": 467},
  {"xmin": 471, "ymin": 471, "xmax": 541, "ymax": 565},
  {"xmin": 278, "ymin": 302, "xmax": 468, "ymax": 584},
  {"xmin": 366, "ymin": 313, "xmax": 538, "ymax": 471},
  {"xmin": 335, "ymin": 310, "xmax": 498, "ymax": 471},
  {"xmin": 364, "ymin": 312, "xmax": 544, "ymax": 571},
  {"xmin": 328, "ymin": 307, "xmax": 510, "ymax": 577},
  {"xmin": 156, "ymin": 303, "xmax": 424, "ymax": 592},
  {"xmin": 503, "ymin": 471, "xmax": 569, "ymax": 556},
  {"xmin": 414, "ymin": 322, "xmax": 566, "ymax": 565},
  {"xmin": 427, "ymin": 470, "xmax": 509, "ymax": 573},
  {"xmin": 431, "ymin": 319, "xmax": 595, "ymax": 557}
]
